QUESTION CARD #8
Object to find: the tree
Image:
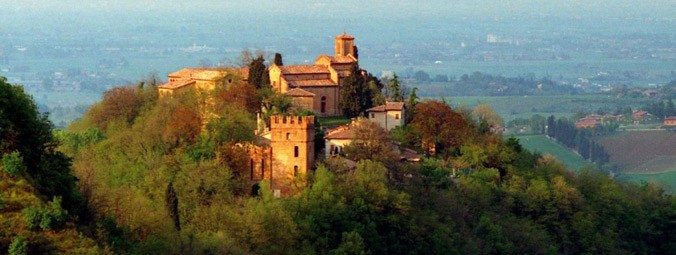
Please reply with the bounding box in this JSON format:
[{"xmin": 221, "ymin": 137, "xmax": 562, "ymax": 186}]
[
  {"xmin": 273, "ymin": 52, "xmax": 283, "ymax": 66},
  {"xmin": 340, "ymin": 63, "xmax": 368, "ymax": 118},
  {"xmin": 2, "ymin": 151, "xmax": 25, "ymax": 177},
  {"xmin": 248, "ymin": 55, "xmax": 267, "ymax": 89},
  {"xmin": 165, "ymin": 182, "xmax": 180, "ymax": 231},
  {"xmin": 342, "ymin": 120, "xmax": 399, "ymax": 166},
  {"xmin": 88, "ymin": 86, "xmax": 143, "ymax": 130},
  {"xmin": 405, "ymin": 87, "xmax": 419, "ymax": 124},
  {"xmin": 472, "ymin": 104, "xmax": 504, "ymax": 127},
  {"xmin": 410, "ymin": 100, "xmax": 471, "ymax": 155},
  {"xmin": 387, "ymin": 73, "xmax": 403, "ymax": 101},
  {"xmin": 8, "ymin": 236, "xmax": 28, "ymax": 255}
]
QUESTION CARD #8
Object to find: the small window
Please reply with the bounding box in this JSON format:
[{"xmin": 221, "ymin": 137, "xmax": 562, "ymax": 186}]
[
  {"xmin": 286, "ymin": 132, "xmax": 290, "ymax": 140},
  {"xmin": 330, "ymin": 145, "xmax": 335, "ymax": 155},
  {"xmin": 395, "ymin": 114, "xmax": 400, "ymax": 119},
  {"xmin": 371, "ymin": 113, "xmax": 375, "ymax": 118},
  {"xmin": 294, "ymin": 146, "xmax": 299, "ymax": 157},
  {"xmin": 294, "ymin": 166, "xmax": 299, "ymax": 177}
]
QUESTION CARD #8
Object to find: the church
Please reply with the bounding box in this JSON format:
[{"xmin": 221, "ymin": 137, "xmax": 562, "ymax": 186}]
[{"xmin": 269, "ymin": 33, "xmax": 358, "ymax": 116}]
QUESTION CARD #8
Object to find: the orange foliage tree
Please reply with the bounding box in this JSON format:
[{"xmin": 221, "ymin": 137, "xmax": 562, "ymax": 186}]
[
  {"xmin": 88, "ymin": 86, "xmax": 143, "ymax": 130},
  {"xmin": 410, "ymin": 100, "xmax": 471, "ymax": 156}
]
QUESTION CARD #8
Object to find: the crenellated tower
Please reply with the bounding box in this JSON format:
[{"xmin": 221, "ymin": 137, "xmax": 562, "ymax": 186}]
[{"xmin": 269, "ymin": 115, "xmax": 315, "ymax": 196}]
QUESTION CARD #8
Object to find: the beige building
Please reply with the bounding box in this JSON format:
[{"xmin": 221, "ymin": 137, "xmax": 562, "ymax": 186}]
[
  {"xmin": 269, "ymin": 34, "xmax": 358, "ymax": 116},
  {"xmin": 157, "ymin": 68, "xmax": 248, "ymax": 96},
  {"xmin": 366, "ymin": 102, "xmax": 405, "ymax": 131},
  {"xmin": 324, "ymin": 124, "xmax": 354, "ymax": 157}
]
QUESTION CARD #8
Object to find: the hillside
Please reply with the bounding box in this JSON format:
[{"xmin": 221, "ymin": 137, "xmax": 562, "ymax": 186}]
[
  {"xmin": 0, "ymin": 175, "xmax": 105, "ymax": 254},
  {"xmin": 597, "ymin": 131, "xmax": 676, "ymax": 173}
]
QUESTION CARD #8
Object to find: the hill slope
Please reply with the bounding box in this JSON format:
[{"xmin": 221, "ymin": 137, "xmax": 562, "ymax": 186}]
[{"xmin": 597, "ymin": 131, "xmax": 676, "ymax": 173}]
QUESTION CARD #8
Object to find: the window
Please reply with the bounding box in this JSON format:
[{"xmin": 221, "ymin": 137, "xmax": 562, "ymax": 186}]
[
  {"xmin": 294, "ymin": 165, "xmax": 299, "ymax": 177},
  {"xmin": 286, "ymin": 132, "xmax": 290, "ymax": 140},
  {"xmin": 250, "ymin": 159, "xmax": 254, "ymax": 179},
  {"xmin": 321, "ymin": 96, "xmax": 326, "ymax": 113},
  {"xmin": 395, "ymin": 114, "xmax": 400, "ymax": 119},
  {"xmin": 371, "ymin": 113, "xmax": 375, "ymax": 118},
  {"xmin": 261, "ymin": 159, "xmax": 265, "ymax": 177},
  {"xmin": 330, "ymin": 145, "xmax": 335, "ymax": 155},
  {"xmin": 294, "ymin": 146, "xmax": 299, "ymax": 157}
]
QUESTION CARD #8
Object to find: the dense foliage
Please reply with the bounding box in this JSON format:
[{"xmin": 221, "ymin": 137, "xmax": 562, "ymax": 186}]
[
  {"xmin": 546, "ymin": 115, "xmax": 611, "ymax": 166},
  {"xmin": 3, "ymin": 72, "xmax": 674, "ymax": 254}
]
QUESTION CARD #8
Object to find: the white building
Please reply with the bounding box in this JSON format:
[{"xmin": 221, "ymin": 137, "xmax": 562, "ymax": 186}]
[{"xmin": 366, "ymin": 102, "xmax": 405, "ymax": 131}]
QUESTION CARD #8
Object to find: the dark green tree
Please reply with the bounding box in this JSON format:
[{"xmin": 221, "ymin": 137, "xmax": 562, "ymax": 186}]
[
  {"xmin": 165, "ymin": 182, "xmax": 180, "ymax": 231},
  {"xmin": 387, "ymin": 73, "xmax": 403, "ymax": 101},
  {"xmin": 247, "ymin": 56, "xmax": 266, "ymax": 89},
  {"xmin": 340, "ymin": 63, "xmax": 367, "ymax": 118},
  {"xmin": 273, "ymin": 53, "xmax": 283, "ymax": 66}
]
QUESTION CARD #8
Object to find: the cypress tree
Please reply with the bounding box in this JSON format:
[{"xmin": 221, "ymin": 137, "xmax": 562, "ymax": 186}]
[
  {"xmin": 273, "ymin": 53, "xmax": 283, "ymax": 66},
  {"xmin": 165, "ymin": 182, "xmax": 180, "ymax": 231}
]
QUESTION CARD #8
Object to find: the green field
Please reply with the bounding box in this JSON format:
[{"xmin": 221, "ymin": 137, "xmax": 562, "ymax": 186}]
[
  {"xmin": 616, "ymin": 171, "xmax": 676, "ymax": 193},
  {"xmin": 437, "ymin": 95, "xmax": 649, "ymax": 121},
  {"xmin": 515, "ymin": 135, "xmax": 589, "ymax": 172}
]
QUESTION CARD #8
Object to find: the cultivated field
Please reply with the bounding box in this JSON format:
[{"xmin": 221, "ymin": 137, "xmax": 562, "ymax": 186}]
[
  {"xmin": 515, "ymin": 135, "xmax": 589, "ymax": 172},
  {"xmin": 596, "ymin": 131, "xmax": 676, "ymax": 174}
]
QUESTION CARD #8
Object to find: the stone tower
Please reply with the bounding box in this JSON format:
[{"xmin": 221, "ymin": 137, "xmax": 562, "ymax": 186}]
[
  {"xmin": 335, "ymin": 33, "xmax": 355, "ymax": 57},
  {"xmin": 269, "ymin": 115, "xmax": 315, "ymax": 196}
]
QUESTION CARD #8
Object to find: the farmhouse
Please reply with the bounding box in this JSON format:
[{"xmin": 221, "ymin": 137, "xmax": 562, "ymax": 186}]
[
  {"xmin": 366, "ymin": 101, "xmax": 405, "ymax": 131},
  {"xmin": 664, "ymin": 116, "xmax": 676, "ymax": 126},
  {"xmin": 157, "ymin": 67, "xmax": 248, "ymax": 95}
]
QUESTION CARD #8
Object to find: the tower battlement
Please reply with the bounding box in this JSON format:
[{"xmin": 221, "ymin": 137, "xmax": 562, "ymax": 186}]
[{"xmin": 270, "ymin": 115, "xmax": 315, "ymax": 130}]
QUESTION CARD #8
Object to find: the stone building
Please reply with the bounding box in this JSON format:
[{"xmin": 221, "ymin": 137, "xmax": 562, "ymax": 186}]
[
  {"xmin": 269, "ymin": 33, "xmax": 358, "ymax": 116},
  {"xmin": 157, "ymin": 68, "xmax": 248, "ymax": 96},
  {"xmin": 248, "ymin": 115, "xmax": 315, "ymax": 197}
]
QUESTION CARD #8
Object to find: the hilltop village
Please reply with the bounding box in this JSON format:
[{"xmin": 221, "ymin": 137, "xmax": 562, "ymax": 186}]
[
  {"xmin": 2, "ymin": 33, "xmax": 674, "ymax": 254},
  {"xmin": 156, "ymin": 34, "xmax": 411, "ymax": 196}
]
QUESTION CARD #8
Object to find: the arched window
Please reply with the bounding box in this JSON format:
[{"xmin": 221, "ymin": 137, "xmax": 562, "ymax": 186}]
[
  {"xmin": 294, "ymin": 146, "xmax": 299, "ymax": 157},
  {"xmin": 321, "ymin": 96, "xmax": 326, "ymax": 113},
  {"xmin": 286, "ymin": 132, "xmax": 290, "ymax": 140}
]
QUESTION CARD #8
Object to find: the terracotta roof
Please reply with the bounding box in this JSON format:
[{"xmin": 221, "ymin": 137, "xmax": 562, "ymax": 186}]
[
  {"xmin": 366, "ymin": 102, "xmax": 405, "ymax": 112},
  {"xmin": 336, "ymin": 33, "xmax": 355, "ymax": 39},
  {"xmin": 288, "ymin": 79, "xmax": 336, "ymax": 87},
  {"xmin": 285, "ymin": 88, "xmax": 315, "ymax": 97},
  {"xmin": 168, "ymin": 68, "xmax": 214, "ymax": 78},
  {"xmin": 665, "ymin": 116, "xmax": 676, "ymax": 120},
  {"xmin": 324, "ymin": 125, "xmax": 354, "ymax": 140},
  {"xmin": 330, "ymin": 55, "xmax": 357, "ymax": 64},
  {"xmin": 280, "ymin": 65, "xmax": 329, "ymax": 74},
  {"xmin": 158, "ymin": 79, "xmax": 196, "ymax": 89}
]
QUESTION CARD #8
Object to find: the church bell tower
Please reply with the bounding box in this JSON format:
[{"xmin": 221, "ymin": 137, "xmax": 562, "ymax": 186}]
[{"xmin": 335, "ymin": 33, "xmax": 355, "ymax": 57}]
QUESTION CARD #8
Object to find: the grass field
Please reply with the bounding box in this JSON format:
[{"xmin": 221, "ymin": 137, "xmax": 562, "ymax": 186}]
[
  {"xmin": 437, "ymin": 95, "xmax": 649, "ymax": 121},
  {"xmin": 616, "ymin": 171, "xmax": 676, "ymax": 193},
  {"xmin": 318, "ymin": 116, "xmax": 351, "ymax": 127},
  {"xmin": 515, "ymin": 135, "xmax": 589, "ymax": 172}
]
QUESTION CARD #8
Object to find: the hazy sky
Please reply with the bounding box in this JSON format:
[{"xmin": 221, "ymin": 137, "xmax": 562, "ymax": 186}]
[{"xmin": 3, "ymin": 0, "xmax": 674, "ymax": 19}]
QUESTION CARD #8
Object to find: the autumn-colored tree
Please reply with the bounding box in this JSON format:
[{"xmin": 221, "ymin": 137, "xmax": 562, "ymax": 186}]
[
  {"xmin": 472, "ymin": 103, "xmax": 504, "ymax": 127},
  {"xmin": 410, "ymin": 100, "xmax": 471, "ymax": 156},
  {"xmin": 88, "ymin": 86, "xmax": 143, "ymax": 130},
  {"xmin": 162, "ymin": 105, "xmax": 202, "ymax": 145},
  {"xmin": 342, "ymin": 120, "xmax": 399, "ymax": 167},
  {"xmin": 214, "ymin": 78, "xmax": 259, "ymax": 114}
]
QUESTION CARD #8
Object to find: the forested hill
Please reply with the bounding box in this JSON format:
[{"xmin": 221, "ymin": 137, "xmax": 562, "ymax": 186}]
[{"xmin": 2, "ymin": 74, "xmax": 675, "ymax": 254}]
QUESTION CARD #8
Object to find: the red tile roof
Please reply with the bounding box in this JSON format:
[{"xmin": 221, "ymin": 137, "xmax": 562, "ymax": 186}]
[
  {"xmin": 285, "ymin": 88, "xmax": 315, "ymax": 97},
  {"xmin": 288, "ymin": 79, "xmax": 336, "ymax": 87},
  {"xmin": 158, "ymin": 79, "xmax": 196, "ymax": 89},
  {"xmin": 280, "ymin": 65, "xmax": 329, "ymax": 74},
  {"xmin": 336, "ymin": 33, "xmax": 355, "ymax": 39},
  {"xmin": 324, "ymin": 125, "xmax": 354, "ymax": 140},
  {"xmin": 366, "ymin": 102, "xmax": 405, "ymax": 112}
]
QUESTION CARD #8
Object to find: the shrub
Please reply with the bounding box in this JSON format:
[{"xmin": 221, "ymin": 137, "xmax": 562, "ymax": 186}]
[
  {"xmin": 8, "ymin": 236, "xmax": 28, "ymax": 255},
  {"xmin": 22, "ymin": 196, "xmax": 68, "ymax": 230},
  {"xmin": 2, "ymin": 151, "xmax": 26, "ymax": 177}
]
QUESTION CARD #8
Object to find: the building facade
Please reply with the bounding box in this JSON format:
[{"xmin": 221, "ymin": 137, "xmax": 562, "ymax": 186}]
[
  {"xmin": 366, "ymin": 102, "xmax": 405, "ymax": 131},
  {"xmin": 248, "ymin": 115, "xmax": 315, "ymax": 197},
  {"xmin": 269, "ymin": 34, "xmax": 358, "ymax": 116}
]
